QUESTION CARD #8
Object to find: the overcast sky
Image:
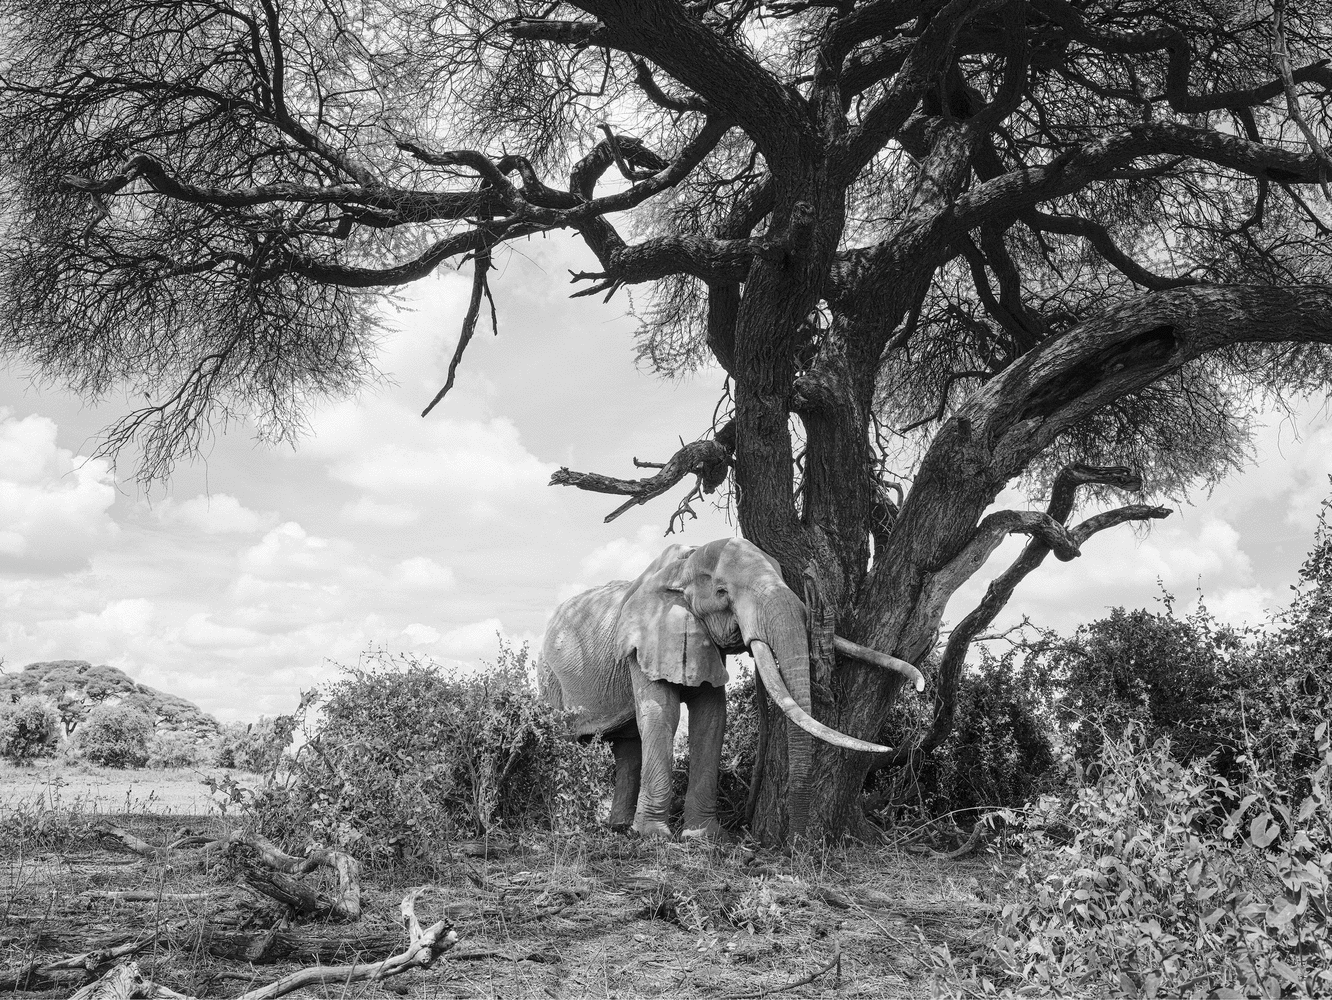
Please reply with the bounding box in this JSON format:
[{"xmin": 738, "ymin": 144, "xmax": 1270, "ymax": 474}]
[{"xmin": 2, "ymin": 236, "xmax": 1330, "ymax": 721}]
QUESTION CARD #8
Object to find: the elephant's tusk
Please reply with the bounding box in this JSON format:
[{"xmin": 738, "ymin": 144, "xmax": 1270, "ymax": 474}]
[
  {"xmin": 750, "ymin": 641, "xmax": 893, "ymax": 754},
  {"xmin": 832, "ymin": 636, "xmax": 926, "ymax": 693}
]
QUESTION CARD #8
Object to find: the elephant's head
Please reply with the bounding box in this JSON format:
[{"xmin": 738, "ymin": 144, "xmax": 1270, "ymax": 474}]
[{"xmin": 616, "ymin": 537, "xmax": 924, "ymax": 836}]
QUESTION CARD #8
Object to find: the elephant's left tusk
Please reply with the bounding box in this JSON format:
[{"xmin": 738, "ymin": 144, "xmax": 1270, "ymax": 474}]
[
  {"xmin": 751, "ymin": 641, "xmax": 893, "ymax": 754},
  {"xmin": 833, "ymin": 636, "xmax": 926, "ymax": 693}
]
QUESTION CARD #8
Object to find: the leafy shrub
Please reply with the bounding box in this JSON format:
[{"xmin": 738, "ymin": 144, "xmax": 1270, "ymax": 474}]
[
  {"xmin": 252, "ymin": 643, "xmax": 611, "ymax": 860},
  {"xmin": 74, "ymin": 704, "xmax": 153, "ymax": 767},
  {"xmin": 147, "ymin": 729, "xmax": 203, "ymax": 768},
  {"xmin": 0, "ymin": 696, "xmax": 61, "ymax": 762},
  {"xmin": 1021, "ymin": 492, "xmax": 1332, "ymax": 792},
  {"xmin": 918, "ymin": 649, "xmax": 1058, "ymax": 818},
  {"xmin": 955, "ymin": 720, "xmax": 1332, "ymax": 998},
  {"xmin": 210, "ymin": 718, "xmax": 290, "ymax": 771},
  {"xmin": 867, "ymin": 648, "xmax": 1060, "ymax": 825}
]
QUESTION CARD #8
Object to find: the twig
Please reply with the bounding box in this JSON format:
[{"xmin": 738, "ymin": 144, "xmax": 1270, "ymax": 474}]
[{"xmin": 722, "ymin": 944, "xmax": 842, "ymax": 998}]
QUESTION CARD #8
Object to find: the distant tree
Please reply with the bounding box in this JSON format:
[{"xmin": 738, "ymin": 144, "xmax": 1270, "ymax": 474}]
[
  {"xmin": 0, "ymin": 696, "xmax": 62, "ymax": 763},
  {"xmin": 5, "ymin": 0, "xmax": 1332, "ymax": 839},
  {"xmin": 75, "ymin": 704, "xmax": 154, "ymax": 768}
]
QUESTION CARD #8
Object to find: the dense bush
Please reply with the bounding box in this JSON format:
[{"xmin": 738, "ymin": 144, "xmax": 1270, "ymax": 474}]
[
  {"xmin": 941, "ymin": 719, "xmax": 1332, "ymax": 997},
  {"xmin": 74, "ymin": 704, "xmax": 153, "ymax": 767},
  {"xmin": 146, "ymin": 729, "xmax": 204, "ymax": 769},
  {"xmin": 916, "ymin": 649, "xmax": 1059, "ymax": 818},
  {"xmin": 0, "ymin": 696, "xmax": 61, "ymax": 762},
  {"xmin": 1021, "ymin": 603, "xmax": 1263, "ymax": 775},
  {"xmin": 865, "ymin": 647, "xmax": 1060, "ymax": 825},
  {"xmin": 249, "ymin": 643, "xmax": 612, "ymax": 860}
]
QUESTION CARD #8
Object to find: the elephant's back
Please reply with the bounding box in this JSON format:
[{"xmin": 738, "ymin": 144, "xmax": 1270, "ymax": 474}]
[{"xmin": 539, "ymin": 581, "xmax": 634, "ymax": 737}]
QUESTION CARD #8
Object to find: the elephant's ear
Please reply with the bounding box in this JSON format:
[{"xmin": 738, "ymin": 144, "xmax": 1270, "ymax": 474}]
[{"xmin": 617, "ymin": 544, "xmax": 727, "ymax": 688}]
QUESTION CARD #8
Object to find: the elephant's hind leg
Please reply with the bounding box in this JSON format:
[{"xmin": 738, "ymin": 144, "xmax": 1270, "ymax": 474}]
[{"xmin": 681, "ymin": 681, "xmax": 731, "ymax": 843}]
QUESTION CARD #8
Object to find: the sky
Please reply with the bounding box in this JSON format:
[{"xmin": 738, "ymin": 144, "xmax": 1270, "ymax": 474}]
[{"xmin": 2, "ymin": 235, "xmax": 1330, "ymax": 722}]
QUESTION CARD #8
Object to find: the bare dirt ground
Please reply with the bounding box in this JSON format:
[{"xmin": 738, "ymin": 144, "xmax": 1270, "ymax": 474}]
[{"xmin": 1, "ymin": 769, "xmax": 1004, "ymax": 999}]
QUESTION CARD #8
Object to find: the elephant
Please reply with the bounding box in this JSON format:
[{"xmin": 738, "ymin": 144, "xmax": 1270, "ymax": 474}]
[{"xmin": 538, "ymin": 536, "xmax": 925, "ymax": 841}]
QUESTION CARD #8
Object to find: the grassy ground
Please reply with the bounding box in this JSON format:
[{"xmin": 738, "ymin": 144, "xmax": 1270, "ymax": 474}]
[
  {"xmin": 0, "ymin": 761, "xmax": 228, "ymax": 815},
  {"xmin": 1, "ymin": 765, "xmax": 1005, "ymax": 999}
]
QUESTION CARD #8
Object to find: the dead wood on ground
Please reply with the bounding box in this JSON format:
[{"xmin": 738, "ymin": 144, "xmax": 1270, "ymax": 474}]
[
  {"xmin": 62, "ymin": 890, "xmax": 456, "ymax": 1000},
  {"xmin": 94, "ymin": 825, "xmax": 360, "ymax": 921}
]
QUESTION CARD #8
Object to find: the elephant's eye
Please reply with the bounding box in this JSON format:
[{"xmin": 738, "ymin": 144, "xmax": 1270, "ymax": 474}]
[{"xmin": 715, "ymin": 587, "xmax": 728, "ymax": 598}]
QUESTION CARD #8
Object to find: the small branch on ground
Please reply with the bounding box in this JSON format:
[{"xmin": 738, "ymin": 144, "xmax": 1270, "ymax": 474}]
[{"xmin": 722, "ymin": 943, "xmax": 842, "ymax": 998}]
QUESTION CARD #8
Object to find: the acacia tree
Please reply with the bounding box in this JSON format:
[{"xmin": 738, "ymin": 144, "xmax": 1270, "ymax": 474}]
[{"xmin": 4, "ymin": 0, "xmax": 1332, "ymax": 842}]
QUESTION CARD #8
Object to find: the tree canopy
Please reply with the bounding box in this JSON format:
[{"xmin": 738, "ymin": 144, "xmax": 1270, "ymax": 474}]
[{"xmin": 4, "ymin": 0, "xmax": 1332, "ymax": 840}]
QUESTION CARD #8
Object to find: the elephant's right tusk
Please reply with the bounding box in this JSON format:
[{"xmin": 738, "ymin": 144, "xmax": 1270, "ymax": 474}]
[
  {"xmin": 751, "ymin": 641, "xmax": 892, "ymax": 754},
  {"xmin": 832, "ymin": 636, "xmax": 926, "ymax": 692}
]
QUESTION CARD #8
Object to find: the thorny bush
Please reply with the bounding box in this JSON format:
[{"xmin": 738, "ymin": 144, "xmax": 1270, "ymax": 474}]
[
  {"xmin": 928, "ymin": 720, "xmax": 1332, "ymax": 998},
  {"xmin": 242, "ymin": 643, "xmax": 611, "ymax": 861}
]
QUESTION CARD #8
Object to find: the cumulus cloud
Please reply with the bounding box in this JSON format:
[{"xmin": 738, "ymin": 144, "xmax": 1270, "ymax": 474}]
[
  {"xmin": 0, "ymin": 410, "xmax": 117, "ymax": 573},
  {"xmin": 392, "ymin": 556, "xmax": 456, "ymax": 590},
  {"xmin": 302, "ymin": 400, "xmax": 555, "ymax": 521},
  {"xmin": 152, "ymin": 493, "xmax": 276, "ymax": 535},
  {"xmin": 340, "ymin": 497, "xmax": 420, "ymax": 526}
]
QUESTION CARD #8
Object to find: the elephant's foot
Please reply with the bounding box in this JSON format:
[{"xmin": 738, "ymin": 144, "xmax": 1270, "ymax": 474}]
[
  {"xmin": 680, "ymin": 819, "xmax": 732, "ymax": 845},
  {"xmin": 632, "ymin": 817, "xmax": 674, "ymax": 841}
]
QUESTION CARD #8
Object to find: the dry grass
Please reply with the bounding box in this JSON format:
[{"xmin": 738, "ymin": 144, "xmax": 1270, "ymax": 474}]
[
  {"xmin": 0, "ymin": 766, "xmax": 1006, "ymax": 999},
  {"xmin": 0, "ymin": 761, "xmax": 230, "ymax": 815}
]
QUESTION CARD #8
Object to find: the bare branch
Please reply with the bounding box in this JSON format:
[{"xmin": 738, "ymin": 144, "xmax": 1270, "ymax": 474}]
[{"xmin": 422, "ymin": 248, "xmax": 496, "ymax": 416}]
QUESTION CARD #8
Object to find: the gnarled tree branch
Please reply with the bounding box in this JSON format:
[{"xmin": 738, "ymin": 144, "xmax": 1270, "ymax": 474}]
[
  {"xmin": 885, "ymin": 465, "xmax": 1170, "ymax": 766},
  {"xmin": 550, "ymin": 420, "xmax": 735, "ymax": 524}
]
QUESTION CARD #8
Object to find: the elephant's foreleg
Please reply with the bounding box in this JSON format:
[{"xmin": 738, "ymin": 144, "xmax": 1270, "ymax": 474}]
[
  {"xmin": 608, "ymin": 737, "xmax": 642, "ymax": 831},
  {"xmin": 681, "ymin": 682, "xmax": 729, "ymax": 843},
  {"xmin": 629, "ymin": 663, "xmax": 681, "ymax": 840}
]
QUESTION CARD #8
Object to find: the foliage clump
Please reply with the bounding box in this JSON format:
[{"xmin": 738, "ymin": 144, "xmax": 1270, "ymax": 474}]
[
  {"xmin": 939, "ymin": 721, "xmax": 1332, "ymax": 998},
  {"xmin": 73, "ymin": 703, "xmax": 154, "ymax": 768},
  {"xmin": 0, "ymin": 696, "xmax": 62, "ymax": 763},
  {"xmin": 916, "ymin": 651, "xmax": 1059, "ymax": 818},
  {"xmin": 245, "ymin": 643, "xmax": 611, "ymax": 861}
]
